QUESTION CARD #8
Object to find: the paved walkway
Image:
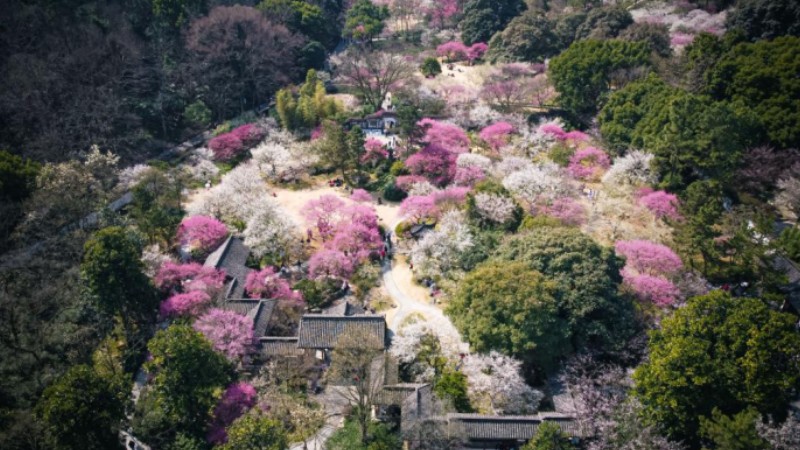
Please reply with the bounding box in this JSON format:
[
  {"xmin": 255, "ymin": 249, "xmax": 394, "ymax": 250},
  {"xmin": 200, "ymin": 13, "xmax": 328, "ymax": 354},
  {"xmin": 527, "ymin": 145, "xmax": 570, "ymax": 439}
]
[{"xmin": 381, "ymin": 258, "xmax": 468, "ymax": 356}]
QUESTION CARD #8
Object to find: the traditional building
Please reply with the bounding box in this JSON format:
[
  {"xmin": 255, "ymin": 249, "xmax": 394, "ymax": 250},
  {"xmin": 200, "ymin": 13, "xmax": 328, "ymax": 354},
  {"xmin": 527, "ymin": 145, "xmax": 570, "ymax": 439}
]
[{"xmin": 204, "ymin": 236, "xmax": 251, "ymax": 299}]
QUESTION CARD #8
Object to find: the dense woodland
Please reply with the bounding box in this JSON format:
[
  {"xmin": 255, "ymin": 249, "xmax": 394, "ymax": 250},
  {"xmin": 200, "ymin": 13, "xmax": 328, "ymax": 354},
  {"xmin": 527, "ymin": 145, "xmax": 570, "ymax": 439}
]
[{"xmin": 1, "ymin": 0, "xmax": 800, "ymax": 449}]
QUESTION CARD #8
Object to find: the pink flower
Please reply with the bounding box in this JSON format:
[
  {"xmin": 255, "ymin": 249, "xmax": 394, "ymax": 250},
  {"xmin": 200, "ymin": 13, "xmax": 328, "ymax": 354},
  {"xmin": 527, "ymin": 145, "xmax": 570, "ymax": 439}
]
[
  {"xmin": 436, "ymin": 41, "xmax": 468, "ymax": 61},
  {"xmin": 160, "ymin": 291, "xmax": 212, "ymax": 318},
  {"xmin": 454, "ymin": 166, "xmax": 486, "ymax": 186},
  {"xmin": 395, "ymin": 175, "xmax": 427, "ymax": 192},
  {"xmin": 301, "ymin": 195, "xmax": 347, "ymax": 240},
  {"xmin": 350, "ymin": 188, "xmax": 373, "ymax": 203},
  {"xmin": 311, "ymin": 125, "xmax": 323, "ymax": 141},
  {"xmin": 177, "ymin": 216, "xmax": 228, "ymax": 256},
  {"xmin": 567, "ymin": 147, "xmax": 611, "ymax": 181},
  {"xmin": 563, "ymin": 130, "xmax": 589, "ymax": 142},
  {"xmin": 638, "ymin": 190, "xmax": 681, "ymax": 220},
  {"xmin": 308, "ymin": 249, "xmax": 354, "ymax": 279},
  {"xmin": 417, "ymin": 118, "xmax": 470, "ymax": 153},
  {"xmin": 432, "ymin": 186, "xmax": 470, "ymax": 207},
  {"xmin": 615, "ymin": 240, "xmax": 683, "ymax": 276},
  {"xmin": 479, "ymin": 122, "xmax": 514, "ymax": 150},
  {"xmin": 538, "ymin": 123, "xmax": 566, "ymax": 139},
  {"xmin": 328, "ymin": 222, "xmax": 382, "ymax": 263},
  {"xmin": 400, "ymin": 195, "xmax": 439, "ymax": 222},
  {"xmin": 622, "ymin": 272, "xmax": 681, "ymax": 307},
  {"xmin": 194, "ymin": 308, "xmax": 255, "ymax": 361},
  {"xmin": 230, "ymin": 124, "xmax": 265, "ymax": 147},
  {"xmin": 208, "ymin": 382, "xmax": 258, "ymax": 444},
  {"xmin": 245, "ymin": 267, "xmax": 301, "ymax": 302},
  {"xmin": 670, "ymin": 32, "xmax": 695, "ymax": 47},
  {"xmin": 361, "ymin": 138, "xmax": 389, "ymax": 164},
  {"xmin": 467, "ymin": 42, "xmax": 489, "ymax": 62},
  {"xmin": 344, "ymin": 204, "xmax": 380, "ymax": 230},
  {"xmin": 154, "ymin": 261, "xmax": 226, "ymax": 295},
  {"xmin": 209, "ymin": 133, "xmax": 244, "ymax": 161},
  {"xmin": 543, "ymin": 197, "xmax": 586, "ymax": 226},
  {"xmin": 405, "ymin": 144, "xmax": 458, "ymax": 186}
]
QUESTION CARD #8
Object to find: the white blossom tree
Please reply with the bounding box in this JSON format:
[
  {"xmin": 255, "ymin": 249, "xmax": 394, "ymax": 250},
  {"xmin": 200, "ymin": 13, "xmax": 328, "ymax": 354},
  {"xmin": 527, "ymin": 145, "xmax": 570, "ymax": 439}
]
[
  {"xmin": 243, "ymin": 199, "xmax": 297, "ymax": 259},
  {"xmin": 601, "ymin": 150, "xmax": 656, "ymax": 193},
  {"xmin": 456, "ymin": 153, "xmax": 492, "ymax": 170},
  {"xmin": 757, "ymin": 415, "xmax": 800, "ymax": 450},
  {"xmin": 461, "ymin": 351, "xmax": 543, "ymax": 415},
  {"xmin": 491, "ymin": 156, "xmax": 535, "ymax": 179},
  {"xmin": 473, "ymin": 193, "xmax": 517, "ymax": 224},
  {"xmin": 251, "ymin": 130, "xmax": 318, "ymax": 182},
  {"xmin": 503, "ymin": 164, "xmax": 574, "ymax": 205},
  {"xmin": 409, "ymin": 210, "xmax": 473, "ymax": 279}
]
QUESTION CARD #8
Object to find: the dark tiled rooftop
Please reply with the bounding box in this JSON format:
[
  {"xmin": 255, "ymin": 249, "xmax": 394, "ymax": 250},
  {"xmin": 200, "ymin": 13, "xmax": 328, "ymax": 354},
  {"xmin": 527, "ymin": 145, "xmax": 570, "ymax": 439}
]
[
  {"xmin": 259, "ymin": 337, "xmax": 304, "ymax": 357},
  {"xmin": 205, "ymin": 236, "xmax": 251, "ymax": 299},
  {"xmin": 445, "ymin": 413, "xmax": 581, "ymax": 441},
  {"xmin": 297, "ymin": 314, "xmax": 387, "ymax": 349}
]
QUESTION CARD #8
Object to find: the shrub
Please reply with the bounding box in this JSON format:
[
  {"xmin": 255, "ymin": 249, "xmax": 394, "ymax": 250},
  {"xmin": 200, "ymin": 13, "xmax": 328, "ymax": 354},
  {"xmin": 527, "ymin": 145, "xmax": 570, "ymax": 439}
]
[{"xmin": 421, "ymin": 57, "xmax": 442, "ymax": 77}]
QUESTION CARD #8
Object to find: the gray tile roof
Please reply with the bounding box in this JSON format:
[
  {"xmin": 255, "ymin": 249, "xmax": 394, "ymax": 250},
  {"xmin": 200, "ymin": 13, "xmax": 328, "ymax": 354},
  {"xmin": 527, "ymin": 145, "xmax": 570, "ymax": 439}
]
[
  {"xmin": 259, "ymin": 337, "xmax": 304, "ymax": 357},
  {"xmin": 445, "ymin": 413, "xmax": 581, "ymax": 441},
  {"xmin": 218, "ymin": 299, "xmax": 277, "ymax": 337},
  {"xmin": 297, "ymin": 314, "xmax": 387, "ymax": 349},
  {"xmin": 204, "ymin": 236, "xmax": 251, "ymax": 299},
  {"xmin": 321, "ymin": 299, "xmax": 366, "ymax": 316}
]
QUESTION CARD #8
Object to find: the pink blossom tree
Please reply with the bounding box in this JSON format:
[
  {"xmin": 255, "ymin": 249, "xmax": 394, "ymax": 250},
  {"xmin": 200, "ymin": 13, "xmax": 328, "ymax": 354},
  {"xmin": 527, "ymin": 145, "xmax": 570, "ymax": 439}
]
[
  {"xmin": 538, "ymin": 122, "xmax": 566, "ymax": 139},
  {"xmin": 245, "ymin": 267, "xmax": 301, "ymax": 302},
  {"xmin": 638, "ymin": 190, "xmax": 681, "ymax": 220},
  {"xmin": 308, "ymin": 249, "xmax": 354, "ymax": 279},
  {"xmin": 567, "ymin": 147, "xmax": 611, "ymax": 181},
  {"xmin": 400, "ymin": 195, "xmax": 439, "ymax": 222},
  {"xmin": 479, "ymin": 122, "xmax": 514, "ymax": 150},
  {"xmin": 563, "ymin": 130, "xmax": 589, "ymax": 142},
  {"xmin": 454, "ymin": 165, "xmax": 486, "ymax": 186},
  {"xmin": 209, "ymin": 133, "xmax": 244, "ymax": 161},
  {"xmin": 159, "ymin": 291, "xmax": 212, "ymax": 318},
  {"xmin": 405, "ymin": 144, "xmax": 457, "ymax": 186},
  {"xmin": 432, "ymin": 186, "xmax": 470, "ymax": 209},
  {"xmin": 622, "ymin": 272, "xmax": 681, "ymax": 307},
  {"xmin": 344, "ymin": 203, "xmax": 380, "ymax": 230},
  {"xmin": 207, "ymin": 382, "xmax": 258, "ymax": 444},
  {"xmin": 154, "ymin": 261, "xmax": 226, "ymax": 294},
  {"xmin": 395, "ymin": 175, "xmax": 427, "ymax": 192},
  {"xmin": 361, "ymin": 138, "xmax": 388, "ymax": 165},
  {"xmin": 436, "ymin": 41, "xmax": 468, "ymax": 62},
  {"xmin": 176, "ymin": 215, "xmax": 228, "ymax": 256},
  {"xmin": 417, "ymin": 118, "xmax": 470, "ymax": 153},
  {"xmin": 350, "ymin": 188, "xmax": 373, "ymax": 203},
  {"xmin": 230, "ymin": 124, "xmax": 265, "ymax": 147},
  {"xmin": 543, "ymin": 197, "xmax": 586, "ymax": 226},
  {"xmin": 615, "ymin": 240, "xmax": 683, "ymax": 276},
  {"xmin": 193, "ymin": 308, "xmax": 255, "ymax": 361},
  {"xmin": 425, "ymin": 0, "xmax": 458, "ymax": 29},
  {"xmin": 301, "ymin": 195, "xmax": 346, "ymax": 240},
  {"xmin": 466, "ymin": 42, "xmax": 488, "ymax": 64},
  {"xmin": 329, "ymin": 222, "xmax": 382, "ymax": 263}
]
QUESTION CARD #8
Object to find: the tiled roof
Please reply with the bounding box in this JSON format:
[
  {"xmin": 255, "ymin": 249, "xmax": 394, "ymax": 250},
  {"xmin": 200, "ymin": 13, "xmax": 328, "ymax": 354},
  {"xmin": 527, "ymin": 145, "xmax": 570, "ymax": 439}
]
[
  {"xmin": 297, "ymin": 314, "xmax": 387, "ymax": 349},
  {"xmin": 321, "ymin": 299, "xmax": 366, "ymax": 316},
  {"xmin": 445, "ymin": 413, "xmax": 581, "ymax": 441},
  {"xmin": 259, "ymin": 337, "xmax": 304, "ymax": 357},
  {"xmin": 218, "ymin": 299, "xmax": 277, "ymax": 337},
  {"xmin": 204, "ymin": 236, "xmax": 251, "ymax": 299}
]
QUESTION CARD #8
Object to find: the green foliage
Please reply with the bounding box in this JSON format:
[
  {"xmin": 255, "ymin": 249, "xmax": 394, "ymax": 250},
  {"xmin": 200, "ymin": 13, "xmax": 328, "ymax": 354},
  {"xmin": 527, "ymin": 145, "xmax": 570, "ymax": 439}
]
[
  {"xmin": 519, "ymin": 215, "xmax": 566, "ymax": 230},
  {"xmin": 0, "ymin": 150, "xmax": 40, "ymax": 201},
  {"xmin": 493, "ymin": 228, "xmax": 635, "ymax": 356},
  {"xmin": 549, "ymin": 39, "xmax": 650, "ymax": 115},
  {"xmin": 486, "ymin": 10, "xmax": 561, "ymax": 63},
  {"xmin": 344, "ymin": 0, "xmax": 390, "ymax": 41},
  {"xmin": 548, "ymin": 142, "xmax": 575, "ymax": 166},
  {"xmin": 573, "ymin": 6, "xmax": 633, "ymax": 41},
  {"xmin": 447, "ymin": 261, "xmax": 571, "ymax": 373},
  {"xmin": 633, "ymin": 291, "xmax": 800, "ymax": 445},
  {"xmin": 434, "ymin": 367, "xmax": 472, "ymax": 413},
  {"xmin": 220, "ymin": 414, "xmax": 288, "ymax": 450},
  {"xmin": 294, "ymin": 278, "xmax": 341, "ymax": 309},
  {"xmin": 726, "ymin": 0, "xmax": 800, "ymax": 41},
  {"xmin": 81, "ymin": 226, "xmax": 157, "ymax": 329},
  {"xmin": 420, "ymin": 57, "xmax": 442, "ymax": 77},
  {"xmin": 137, "ymin": 324, "xmax": 232, "ymax": 441},
  {"xmin": 151, "ymin": 0, "xmax": 206, "ymax": 28},
  {"xmin": 167, "ymin": 433, "xmax": 205, "ymax": 450},
  {"xmin": 553, "ymin": 12, "xmax": 587, "ymax": 49},
  {"xmin": 382, "ymin": 178, "xmax": 407, "ymax": 202},
  {"xmin": 327, "ymin": 418, "xmax": 401, "ymax": 450},
  {"xmin": 699, "ymin": 407, "xmax": 769, "ymax": 450},
  {"xmin": 705, "ymin": 36, "xmax": 800, "ymax": 149},
  {"xmin": 522, "ymin": 421, "xmax": 576, "ymax": 450},
  {"xmin": 258, "ymin": 0, "xmax": 340, "ymax": 49},
  {"xmin": 182, "ymin": 100, "xmax": 212, "ymax": 126},
  {"xmin": 460, "ymin": 0, "xmax": 527, "ymax": 46},
  {"xmin": 276, "ymin": 70, "xmax": 341, "ymax": 130},
  {"xmin": 778, "ymin": 227, "xmax": 800, "ymax": 262},
  {"xmin": 637, "ymin": 92, "xmax": 753, "ymax": 191},
  {"xmin": 36, "ymin": 365, "xmax": 124, "ymax": 450},
  {"xmin": 619, "ymin": 22, "xmax": 671, "ymax": 58},
  {"xmin": 299, "ymin": 40, "xmax": 327, "ymax": 70},
  {"xmin": 598, "ymin": 74, "xmax": 675, "ymax": 154},
  {"xmin": 130, "ymin": 169, "xmax": 184, "ymax": 246}
]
